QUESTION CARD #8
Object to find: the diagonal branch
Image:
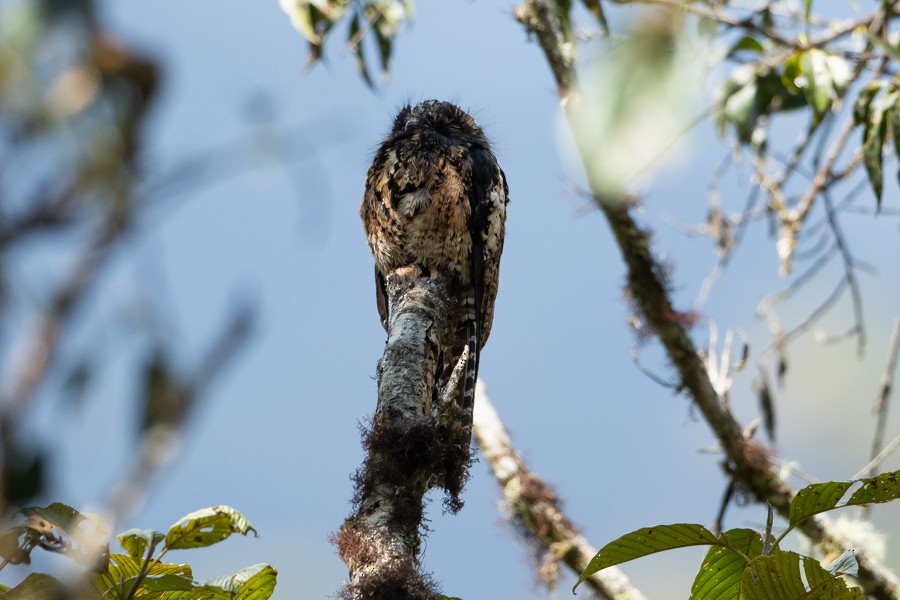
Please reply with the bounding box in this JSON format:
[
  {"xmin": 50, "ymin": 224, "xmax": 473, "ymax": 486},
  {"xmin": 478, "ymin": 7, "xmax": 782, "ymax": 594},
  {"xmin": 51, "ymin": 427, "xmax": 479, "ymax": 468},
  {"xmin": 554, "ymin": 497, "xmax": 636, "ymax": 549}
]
[
  {"xmin": 473, "ymin": 381, "xmax": 646, "ymax": 600},
  {"xmin": 515, "ymin": 1, "xmax": 900, "ymax": 597}
]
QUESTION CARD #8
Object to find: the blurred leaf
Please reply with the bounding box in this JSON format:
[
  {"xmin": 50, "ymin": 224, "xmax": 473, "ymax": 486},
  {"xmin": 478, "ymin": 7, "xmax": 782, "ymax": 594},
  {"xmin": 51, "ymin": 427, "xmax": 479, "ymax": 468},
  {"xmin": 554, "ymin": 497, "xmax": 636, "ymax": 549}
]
[
  {"xmin": 2, "ymin": 444, "xmax": 45, "ymax": 506},
  {"xmin": 0, "ymin": 526, "xmax": 32, "ymax": 565},
  {"xmin": 803, "ymin": 0, "xmax": 812, "ymax": 26},
  {"xmin": 62, "ymin": 358, "xmax": 94, "ymax": 409},
  {"xmin": 782, "ymin": 52, "xmax": 802, "ymax": 93},
  {"xmin": 117, "ymin": 528, "xmax": 164, "ymax": 560},
  {"xmin": 717, "ymin": 62, "xmax": 807, "ymax": 150},
  {"xmin": 789, "ymin": 470, "xmax": 900, "ymax": 525},
  {"xmin": 281, "ymin": 0, "xmax": 408, "ymax": 86},
  {"xmin": 575, "ymin": 524, "xmax": 722, "ymax": 590},
  {"xmin": 755, "ymin": 372, "xmax": 776, "ymax": 442},
  {"xmin": 728, "ymin": 36, "xmax": 764, "ymax": 57},
  {"xmin": 783, "ymin": 49, "xmax": 842, "ymax": 124},
  {"xmin": 16, "ymin": 503, "xmax": 108, "ymax": 570},
  {"xmin": 372, "ymin": 17, "xmax": 393, "ymax": 82},
  {"xmin": 690, "ymin": 529, "xmax": 762, "ymax": 600},
  {"xmin": 825, "ymin": 54, "xmax": 851, "ymax": 94},
  {"xmin": 279, "ymin": 0, "xmax": 319, "ymax": 43},
  {"xmin": 0, "ymin": 572, "xmax": 68, "ymax": 600},
  {"xmin": 853, "ymin": 81, "xmax": 882, "ymax": 124},
  {"xmin": 140, "ymin": 348, "xmax": 185, "ymax": 432},
  {"xmin": 889, "ymin": 104, "xmax": 900, "ymax": 159},
  {"xmin": 740, "ymin": 551, "xmax": 861, "ymax": 599},
  {"xmin": 347, "ymin": 12, "xmax": 374, "ymax": 88},
  {"xmin": 165, "ymin": 506, "xmax": 257, "ymax": 551},
  {"xmin": 861, "ymin": 90, "xmax": 894, "ymax": 209},
  {"xmin": 799, "ymin": 49, "xmax": 831, "ymax": 122},
  {"xmin": 866, "ymin": 32, "xmax": 900, "ymax": 64},
  {"xmin": 580, "ymin": 0, "xmax": 608, "ymax": 34}
]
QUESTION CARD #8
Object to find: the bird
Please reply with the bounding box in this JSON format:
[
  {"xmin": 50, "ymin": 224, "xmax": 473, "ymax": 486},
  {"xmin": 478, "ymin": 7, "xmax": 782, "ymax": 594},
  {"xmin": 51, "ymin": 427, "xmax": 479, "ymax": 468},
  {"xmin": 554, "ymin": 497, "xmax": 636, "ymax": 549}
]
[{"xmin": 360, "ymin": 100, "xmax": 508, "ymax": 425}]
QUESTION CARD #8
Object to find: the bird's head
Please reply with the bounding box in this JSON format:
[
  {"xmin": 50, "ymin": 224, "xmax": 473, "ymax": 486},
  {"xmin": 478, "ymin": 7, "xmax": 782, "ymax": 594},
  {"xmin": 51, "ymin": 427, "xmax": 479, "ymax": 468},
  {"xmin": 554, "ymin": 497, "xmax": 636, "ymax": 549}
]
[{"xmin": 391, "ymin": 100, "xmax": 486, "ymax": 146}]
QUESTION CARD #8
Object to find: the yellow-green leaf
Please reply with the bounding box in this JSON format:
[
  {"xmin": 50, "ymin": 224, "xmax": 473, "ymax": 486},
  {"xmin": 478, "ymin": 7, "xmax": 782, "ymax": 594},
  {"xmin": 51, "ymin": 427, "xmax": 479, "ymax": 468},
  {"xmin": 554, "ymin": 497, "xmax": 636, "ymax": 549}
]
[
  {"xmin": 165, "ymin": 506, "xmax": 257, "ymax": 551},
  {"xmin": 790, "ymin": 470, "xmax": 900, "ymax": 525},
  {"xmin": 575, "ymin": 524, "xmax": 722, "ymax": 591}
]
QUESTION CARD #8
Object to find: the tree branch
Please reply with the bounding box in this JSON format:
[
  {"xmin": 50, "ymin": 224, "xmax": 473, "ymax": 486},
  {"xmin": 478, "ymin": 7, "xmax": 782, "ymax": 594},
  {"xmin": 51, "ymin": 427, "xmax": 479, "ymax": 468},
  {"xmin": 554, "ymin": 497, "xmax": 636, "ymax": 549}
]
[
  {"xmin": 473, "ymin": 381, "xmax": 647, "ymax": 600},
  {"xmin": 516, "ymin": 1, "xmax": 900, "ymax": 597},
  {"xmin": 336, "ymin": 266, "xmax": 471, "ymax": 600}
]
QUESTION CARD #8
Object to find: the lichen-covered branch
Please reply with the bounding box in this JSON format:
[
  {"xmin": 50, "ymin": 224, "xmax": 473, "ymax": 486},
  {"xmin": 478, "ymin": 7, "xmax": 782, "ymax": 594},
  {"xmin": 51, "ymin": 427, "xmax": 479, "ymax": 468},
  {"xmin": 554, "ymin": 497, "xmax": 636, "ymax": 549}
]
[
  {"xmin": 516, "ymin": 1, "xmax": 900, "ymax": 597},
  {"xmin": 336, "ymin": 267, "xmax": 471, "ymax": 600},
  {"xmin": 473, "ymin": 381, "xmax": 646, "ymax": 600}
]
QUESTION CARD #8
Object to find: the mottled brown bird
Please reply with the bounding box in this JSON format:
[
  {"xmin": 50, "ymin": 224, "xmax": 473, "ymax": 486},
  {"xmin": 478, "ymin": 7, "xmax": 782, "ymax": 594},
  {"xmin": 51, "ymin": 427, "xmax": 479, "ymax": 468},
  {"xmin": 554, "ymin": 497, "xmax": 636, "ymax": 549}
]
[{"xmin": 361, "ymin": 100, "xmax": 508, "ymax": 416}]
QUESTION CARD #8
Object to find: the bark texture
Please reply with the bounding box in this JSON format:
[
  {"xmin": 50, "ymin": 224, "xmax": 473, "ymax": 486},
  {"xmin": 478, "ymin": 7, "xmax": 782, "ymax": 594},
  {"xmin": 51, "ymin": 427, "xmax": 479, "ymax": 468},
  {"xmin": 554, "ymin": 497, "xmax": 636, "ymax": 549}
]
[{"xmin": 337, "ymin": 266, "xmax": 471, "ymax": 600}]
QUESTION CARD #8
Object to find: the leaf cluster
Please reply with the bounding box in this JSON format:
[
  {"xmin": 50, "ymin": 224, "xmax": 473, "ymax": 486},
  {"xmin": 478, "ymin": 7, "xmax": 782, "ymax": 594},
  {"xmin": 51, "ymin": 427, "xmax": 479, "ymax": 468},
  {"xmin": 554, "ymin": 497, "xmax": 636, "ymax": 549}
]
[
  {"xmin": 0, "ymin": 504, "xmax": 276, "ymax": 600},
  {"xmin": 279, "ymin": 0, "xmax": 414, "ymax": 87},
  {"xmin": 576, "ymin": 470, "xmax": 900, "ymax": 598}
]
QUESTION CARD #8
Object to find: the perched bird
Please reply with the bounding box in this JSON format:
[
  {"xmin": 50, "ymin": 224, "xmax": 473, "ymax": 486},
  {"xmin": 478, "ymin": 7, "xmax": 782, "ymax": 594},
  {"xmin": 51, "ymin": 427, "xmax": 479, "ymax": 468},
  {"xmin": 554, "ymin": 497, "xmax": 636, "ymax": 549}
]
[{"xmin": 361, "ymin": 100, "xmax": 508, "ymax": 419}]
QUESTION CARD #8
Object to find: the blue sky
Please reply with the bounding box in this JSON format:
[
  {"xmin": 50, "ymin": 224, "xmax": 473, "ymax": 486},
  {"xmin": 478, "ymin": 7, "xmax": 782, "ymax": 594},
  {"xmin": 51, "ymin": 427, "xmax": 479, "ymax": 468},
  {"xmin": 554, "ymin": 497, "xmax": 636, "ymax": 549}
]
[{"xmin": 7, "ymin": 1, "xmax": 900, "ymax": 598}]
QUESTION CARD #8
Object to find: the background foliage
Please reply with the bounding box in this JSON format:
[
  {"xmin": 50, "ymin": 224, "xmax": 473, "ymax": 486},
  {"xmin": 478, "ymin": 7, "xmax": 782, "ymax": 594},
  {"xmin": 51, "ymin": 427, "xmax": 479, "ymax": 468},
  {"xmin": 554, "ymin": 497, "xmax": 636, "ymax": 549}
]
[{"xmin": 2, "ymin": 0, "xmax": 900, "ymax": 597}]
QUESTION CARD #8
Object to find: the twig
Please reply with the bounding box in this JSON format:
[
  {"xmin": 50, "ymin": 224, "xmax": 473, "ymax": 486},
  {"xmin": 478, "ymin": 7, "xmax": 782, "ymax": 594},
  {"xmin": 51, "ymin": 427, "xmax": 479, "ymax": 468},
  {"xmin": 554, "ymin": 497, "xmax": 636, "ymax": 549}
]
[
  {"xmin": 822, "ymin": 190, "xmax": 866, "ymax": 356},
  {"xmin": 628, "ymin": 0, "xmax": 799, "ymax": 48},
  {"xmin": 864, "ymin": 317, "xmax": 900, "ymax": 480},
  {"xmin": 473, "ymin": 381, "xmax": 647, "ymax": 600},
  {"xmin": 855, "ymin": 433, "xmax": 900, "ymax": 481}
]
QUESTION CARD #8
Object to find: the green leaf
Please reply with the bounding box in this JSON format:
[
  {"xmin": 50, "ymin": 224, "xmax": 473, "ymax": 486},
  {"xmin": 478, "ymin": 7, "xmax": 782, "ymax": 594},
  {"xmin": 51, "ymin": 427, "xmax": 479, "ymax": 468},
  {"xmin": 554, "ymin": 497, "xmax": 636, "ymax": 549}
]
[
  {"xmin": 803, "ymin": 0, "xmax": 812, "ymax": 25},
  {"xmin": 889, "ymin": 105, "xmax": 900, "ymax": 160},
  {"xmin": 165, "ymin": 506, "xmax": 257, "ymax": 551},
  {"xmin": 799, "ymin": 49, "xmax": 832, "ymax": 122},
  {"xmin": 279, "ymin": 0, "xmax": 319, "ymax": 43},
  {"xmin": 797, "ymin": 579, "xmax": 865, "ymax": 599},
  {"xmin": 118, "ymin": 573, "xmax": 194, "ymax": 594},
  {"xmin": 200, "ymin": 563, "xmax": 277, "ymax": 600},
  {"xmin": 825, "ymin": 54, "xmax": 851, "ymax": 95},
  {"xmin": 789, "ymin": 481, "xmax": 854, "ymax": 525},
  {"xmin": 789, "ymin": 470, "xmax": 900, "ymax": 534},
  {"xmin": 118, "ymin": 528, "xmax": 164, "ymax": 560},
  {"xmin": 0, "ymin": 573, "xmax": 68, "ymax": 600},
  {"xmin": 853, "ymin": 82, "xmax": 883, "ymax": 125},
  {"xmin": 862, "ymin": 94, "xmax": 893, "ymax": 210},
  {"xmin": 728, "ymin": 36, "xmax": 764, "ymax": 57},
  {"xmin": 847, "ymin": 469, "xmax": 900, "ymax": 505},
  {"xmin": 347, "ymin": 12, "xmax": 374, "ymax": 88},
  {"xmin": 690, "ymin": 529, "xmax": 764, "ymax": 600},
  {"xmin": 89, "ymin": 553, "xmax": 192, "ymax": 599},
  {"xmin": 782, "ymin": 52, "xmax": 802, "ymax": 93},
  {"xmin": 740, "ymin": 551, "xmax": 848, "ymax": 599},
  {"xmin": 575, "ymin": 524, "xmax": 721, "ymax": 590}
]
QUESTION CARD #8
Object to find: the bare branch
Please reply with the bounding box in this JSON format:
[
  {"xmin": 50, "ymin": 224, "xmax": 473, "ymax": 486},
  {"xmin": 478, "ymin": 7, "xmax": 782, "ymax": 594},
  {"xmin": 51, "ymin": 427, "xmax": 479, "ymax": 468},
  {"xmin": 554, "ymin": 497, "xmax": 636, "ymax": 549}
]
[
  {"xmin": 861, "ymin": 317, "xmax": 900, "ymax": 483},
  {"xmin": 473, "ymin": 381, "xmax": 646, "ymax": 600}
]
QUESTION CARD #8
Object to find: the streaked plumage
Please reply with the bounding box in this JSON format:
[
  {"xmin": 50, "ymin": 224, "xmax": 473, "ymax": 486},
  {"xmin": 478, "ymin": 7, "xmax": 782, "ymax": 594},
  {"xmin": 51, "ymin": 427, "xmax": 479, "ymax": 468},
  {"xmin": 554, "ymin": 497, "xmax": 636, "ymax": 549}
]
[{"xmin": 361, "ymin": 100, "xmax": 508, "ymax": 417}]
